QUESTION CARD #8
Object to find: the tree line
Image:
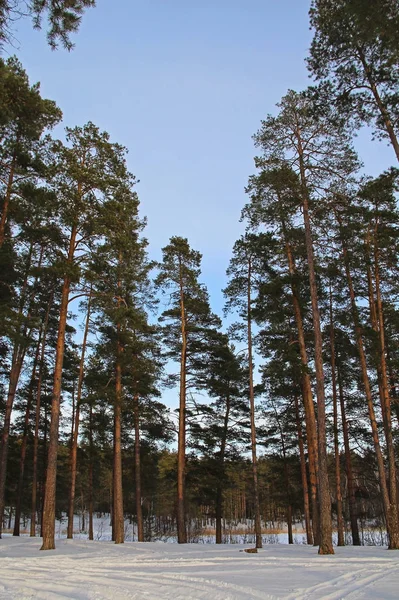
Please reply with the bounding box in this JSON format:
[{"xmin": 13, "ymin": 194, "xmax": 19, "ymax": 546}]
[{"xmin": 1, "ymin": 0, "xmax": 399, "ymax": 555}]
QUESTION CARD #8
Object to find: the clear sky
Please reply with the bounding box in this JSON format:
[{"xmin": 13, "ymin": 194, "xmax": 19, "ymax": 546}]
[{"xmin": 6, "ymin": 0, "xmax": 395, "ymax": 335}]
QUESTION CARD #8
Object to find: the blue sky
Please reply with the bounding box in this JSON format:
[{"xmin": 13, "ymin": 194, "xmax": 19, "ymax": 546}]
[{"xmin": 7, "ymin": 1, "xmax": 395, "ymax": 318}]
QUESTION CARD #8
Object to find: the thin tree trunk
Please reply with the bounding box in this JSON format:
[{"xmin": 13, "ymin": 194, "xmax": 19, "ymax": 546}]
[
  {"xmin": 0, "ymin": 353, "xmax": 26, "ymax": 536},
  {"xmin": 297, "ymin": 146, "xmax": 333, "ymax": 555},
  {"xmin": 177, "ymin": 260, "xmax": 187, "ymax": 544},
  {"xmin": 247, "ymin": 257, "xmax": 262, "ymax": 549},
  {"xmin": 133, "ymin": 392, "xmax": 143, "ymax": 542},
  {"xmin": 41, "ymin": 225, "xmax": 77, "ymax": 550},
  {"xmin": 216, "ymin": 394, "xmax": 231, "ymax": 544},
  {"xmin": 373, "ymin": 242, "xmax": 399, "ymax": 548},
  {"xmin": 274, "ymin": 403, "xmax": 293, "ymax": 544},
  {"xmin": 113, "ymin": 313, "xmax": 124, "ymax": 544},
  {"xmin": 337, "ymin": 362, "xmax": 360, "ymax": 545},
  {"xmin": 30, "ymin": 294, "xmax": 52, "ymax": 537},
  {"xmin": 13, "ymin": 332, "xmax": 42, "ymax": 536},
  {"xmin": 88, "ymin": 403, "xmax": 94, "ymax": 541},
  {"xmin": 67, "ymin": 293, "xmax": 92, "ymax": 539},
  {"xmin": 0, "ymin": 243, "xmax": 36, "ymax": 536},
  {"xmin": 295, "ymin": 394, "xmax": 313, "ymax": 545},
  {"xmin": 329, "ymin": 285, "xmax": 344, "ymax": 546},
  {"xmin": 40, "ymin": 381, "xmax": 49, "ymax": 538}
]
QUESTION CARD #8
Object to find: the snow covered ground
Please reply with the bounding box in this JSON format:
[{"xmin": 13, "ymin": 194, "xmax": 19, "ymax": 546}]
[{"xmin": 0, "ymin": 536, "xmax": 398, "ymax": 599}]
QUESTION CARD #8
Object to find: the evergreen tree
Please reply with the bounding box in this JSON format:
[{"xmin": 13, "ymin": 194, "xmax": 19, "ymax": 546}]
[
  {"xmin": 0, "ymin": 0, "xmax": 95, "ymax": 50},
  {"xmin": 41, "ymin": 122, "xmax": 133, "ymax": 550},
  {"xmin": 308, "ymin": 0, "xmax": 399, "ymax": 162},
  {"xmin": 156, "ymin": 236, "xmax": 220, "ymax": 543}
]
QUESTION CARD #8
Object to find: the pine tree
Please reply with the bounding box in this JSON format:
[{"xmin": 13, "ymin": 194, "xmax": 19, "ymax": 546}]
[
  {"xmin": 156, "ymin": 236, "xmax": 220, "ymax": 543},
  {"xmin": 252, "ymin": 89, "xmax": 358, "ymax": 553},
  {"xmin": 0, "ymin": 1, "xmax": 95, "ymax": 50},
  {"xmin": 40, "ymin": 122, "xmax": 133, "ymax": 550},
  {"xmin": 0, "ymin": 57, "xmax": 61, "ymax": 248},
  {"xmin": 308, "ymin": 0, "xmax": 399, "ymax": 162},
  {"xmin": 224, "ymin": 233, "xmax": 270, "ymax": 549}
]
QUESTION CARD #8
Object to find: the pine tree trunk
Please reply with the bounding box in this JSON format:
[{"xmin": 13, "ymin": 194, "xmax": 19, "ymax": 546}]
[
  {"xmin": 67, "ymin": 293, "xmax": 92, "ymax": 539},
  {"xmin": 247, "ymin": 258, "xmax": 262, "ymax": 549},
  {"xmin": 0, "ymin": 353, "xmax": 25, "ymax": 537},
  {"xmin": 133, "ymin": 392, "xmax": 143, "ymax": 542},
  {"xmin": 373, "ymin": 245, "xmax": 399, "ymax": 549},
  {"xmin": 113, "ymin": 320, "xmax": 124, "ymax": 544},
  {"xmin": 357, "ymin": 47, "xmax": 399, "ymax": 163},
  {"xmin": 337, "ymin": 363, "xmax": 360, "ymax": 546},
  {"xmin": 336, "ymin": 213, "xmax": 395, "ymax": 547},
  {"xmin": 297, "ymin": 147, "xmax": 333, "ymax": 555},
  {"xmin": 13, "ymin": 334, "xmax": 42, "ymax": 536},
  {"xmin": 0, "ymin": 152, "xmax": 16, "ymax": 247},
  {"xmin": 177, "ymin": 263, "xmax": 187, "ymax": 544},
  {"xmin": 30, "ymin": 295, "xmax": 52, "ymax": 537},
  {"xmin": 88, "ymin": 403, "xmax": 94, "ymax": 541},
  {"xmin": 41, "ymin": 225, "xmax": 77, "ymax": 550},
  {"xmin": 216, "ymin": 394, "xmax": 231, "ymax": 544},
  {"xmin": 294, "ymin": 394, "xmax": 313, "ymax": 545},
  {"xmin": 40, "ymin": 383, "xmax": 49, "ymax": 538},
  {"xmin": 281, "ymin": 221, "xmax": 319, "ymax": 545},
  {"xmin": 329, "ymin": 286, "xmax": 345, "ymax": 546}
]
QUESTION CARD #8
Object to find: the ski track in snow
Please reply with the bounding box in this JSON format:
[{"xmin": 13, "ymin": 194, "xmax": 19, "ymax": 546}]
[{"xmin": 1, "ymin": 537, "xmax": 398, "ymax": 599}]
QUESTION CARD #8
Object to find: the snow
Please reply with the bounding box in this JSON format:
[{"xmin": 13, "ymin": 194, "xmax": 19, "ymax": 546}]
[{"xmin": 0, "ymin": 536, "xmax": 398, "ymax": 599}]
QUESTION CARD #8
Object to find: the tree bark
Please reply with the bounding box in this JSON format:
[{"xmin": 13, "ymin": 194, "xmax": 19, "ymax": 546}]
[
  {"xmin": 297, "ymin": 143, "xmax": 333, "ymax": 555},
  {"xmin": 177, "ymin": 259, "xmax": 187, "ymax": 544},
  {"xmin": 88, "ymin": 403, "xmax": 94, "ymax": 541},
  {"xmin": 41, "ymin": 225, "xmax": 77, "ymax": 550},
  {"xmin": 247, "ymin": 257, "xmax": 262, "ymax": 549},
  {"xmin": 13, "ymin": 333, "xmax": 42, "ymax": 536},
  {"xmin": 67, "ymin": 293, "xmax": 92, "ymax": 539},
  {"xmin": 337, "ymin": 363, "xmax": 360, "ymax": 546},
  {"xmin": 295, "ymin": 394, "xmax": 313, "ymax": 545},
  {"xmin": 336, "ymin": 212, "xmax": 396, "ymax": 548},
  {"xmin": 30, "ymin": 295, "xmax": 52, "ymax": 537},
  {"xmin": 215, "ymin": 394, "xmax": 231, "ymax": 544},
  {"xmin": 329, "ymin": 285, "xmax": 345, "ymax": 546},
  {"xmin": 373, "ymin": 242, "xmax": 399, "ymax": 548},
  {"xmin": 113, "ymin": 313, "xmax": 124, "ymax": 544},
  {"xmin": 280, "ymin": 213, "xmax": 319, "ymax": 545}
]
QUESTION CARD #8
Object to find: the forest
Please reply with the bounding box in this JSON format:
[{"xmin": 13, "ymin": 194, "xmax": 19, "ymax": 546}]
[{"xmin": 1, "ymin": 0, "xmax": 399, "ymax": 560}]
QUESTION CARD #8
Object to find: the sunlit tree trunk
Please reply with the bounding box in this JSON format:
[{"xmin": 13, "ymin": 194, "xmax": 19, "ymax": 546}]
[{"xmin": 41, "ymin": 224, "xmax": 77, "ymax": 550}]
